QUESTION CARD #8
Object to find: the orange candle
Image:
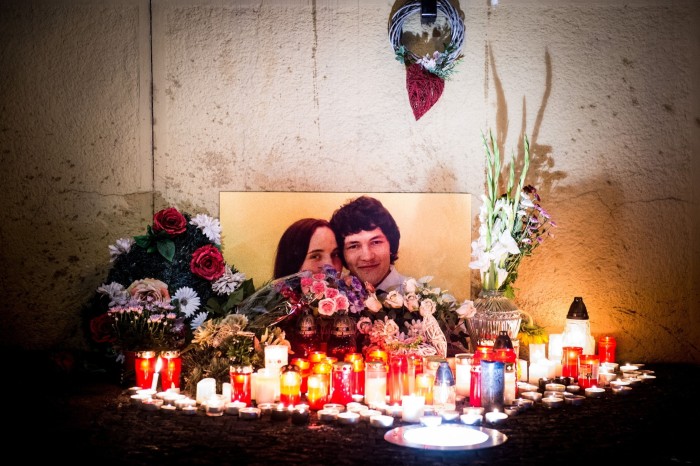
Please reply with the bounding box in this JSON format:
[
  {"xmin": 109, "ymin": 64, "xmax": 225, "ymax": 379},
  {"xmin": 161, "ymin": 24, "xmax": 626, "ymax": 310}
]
[
  {"xmin": 305, "ymin": 374, "xmax": 328, "ymax": 410},
  {"xmin": 312, "ymin": 360, "xmax": 333, "ymax": 392},
  {"xmin": 309, "ymin": 351, "xmax": 327, "ymax": 364},
  {"xmin": 345, "ymin": 353, "xmax": 365, "ymax": 395},
  {"xmin": 414, "ymin": 373, "xmax": 434, "ymax": 405},
  {"xmin": 280, "ymin": 365, "xmax": 302, "ymax": 407},
  {"xmin": 291, "ymin": 357, "xmax": 311, "ymax": 394}
]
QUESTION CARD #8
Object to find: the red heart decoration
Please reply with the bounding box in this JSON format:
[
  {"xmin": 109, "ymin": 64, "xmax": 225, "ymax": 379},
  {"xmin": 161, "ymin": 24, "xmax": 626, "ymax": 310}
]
[{"xmin": 406, "ymin": 63, "xmax": 445, "ymax": 120}]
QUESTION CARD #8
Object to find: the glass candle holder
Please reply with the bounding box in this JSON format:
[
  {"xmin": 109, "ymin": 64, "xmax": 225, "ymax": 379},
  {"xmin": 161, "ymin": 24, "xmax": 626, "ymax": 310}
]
[
  {"xmin": 577, "ymin": 354, "xmax": 600, "ymax": 389},
  {"xmin": 414, "ymin": 373, "xmax": 435, "ymax": 405},
  {"xmin": 344, "ymin": 353, "xmax": 365, "ymax": 396},
  {"xmin": 280, "ymin": 364, "xmax": 302, "ymax": 407},
  {"xmin": 598, "ymin": 336, "xmax": 617, "ymax": 363},
  {"xmin": 159, "ymin": 350, "xmax": 182, "ymax": 391},
  {"xmin": 291, "ymin": 357, "xmax": 311, "ymax": 395},
  {"xmin": 330, "ymin": 361, "xmax": 354, "ymax": 405},
  {"xmin": 134, "ymin": 351, "xmax": 157, "ymax": 389},
  {"xmin": 305, "ymin": 373, "xmax": 329, "ymax": 410},
  {"xmin": 364, "ymin": 360, "xmax": 387, "ymax": 407},
  {"xmin": 264, "ymin": 345, "xmax": 289, "ymax": 374},
  {"xmin": 561, "ymin": 346, "xmax": 583, "ymax": 379},
  {"xmin": 454, "ymin": 353, "xmax": 474, "ymax": 397},
  {"xmin": 388, "ymin": 353, "xmax": 409, "ymax": 405},
  {"xmin": 230, "ymin": 365, "xmax": 253, "ymax": 405}
]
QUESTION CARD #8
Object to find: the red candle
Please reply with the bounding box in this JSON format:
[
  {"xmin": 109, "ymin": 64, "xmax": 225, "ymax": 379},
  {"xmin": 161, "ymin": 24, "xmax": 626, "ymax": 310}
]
[
  {"xmin": 330, "ymin": 361, "xmax": 354, "ymax": 405},
  {"xmin": 577, "ymin": 354, "xmax": 600, "ymax": 389},
  {"xmin": 230, "ymin": 365, "xmax": 253, "ymax": 405},
  {"xmin": 388, "ymin": 353, "xmax": 408, "ymax": 405},
  {"xmin": 562, "ymin": 346, "xmax": 583, "ymax": 379},
  {"xmin": 598, "ymin": 336, "xmax": 617, "ymax": 363},
  {"xmin": 344, "ymin": 353, "xmax": 365, "ymax": 396},
  {"xmin": 160, "ymin": 350, "xmax": 182, "ymax": 390},
  {"xmin": 134, "ymin": 351, "xmax": 157, "ymax": 389}
]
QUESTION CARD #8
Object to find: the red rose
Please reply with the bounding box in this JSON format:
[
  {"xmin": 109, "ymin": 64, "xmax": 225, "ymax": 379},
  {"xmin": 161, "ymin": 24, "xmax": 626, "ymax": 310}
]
[
  {"xmin": 90, "ymin": 313, "xmax": 116, "ymax": 344},
  {"xmin": 190, "ymin": 244, "xmax": 226, "ymax": 280},
  {"xmin": 153, "ymin": 208, "xmax": 187, "ymax": 235}
]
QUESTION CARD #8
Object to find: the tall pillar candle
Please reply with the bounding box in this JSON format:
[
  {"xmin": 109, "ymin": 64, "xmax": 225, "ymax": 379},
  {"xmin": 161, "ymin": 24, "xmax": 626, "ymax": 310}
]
[{"xmin": 454, "ymin": 353, "xmax": 474, "ymax": 397}]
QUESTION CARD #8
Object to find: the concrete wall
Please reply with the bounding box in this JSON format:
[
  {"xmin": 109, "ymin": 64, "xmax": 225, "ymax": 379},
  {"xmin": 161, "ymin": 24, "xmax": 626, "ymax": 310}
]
[{"xmin": 1, "ymin": 0, "xmax": 698, "ymax": 364}]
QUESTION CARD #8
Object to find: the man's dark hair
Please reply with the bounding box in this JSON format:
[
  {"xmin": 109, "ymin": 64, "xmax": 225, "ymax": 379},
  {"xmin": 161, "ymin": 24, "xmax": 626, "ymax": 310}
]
[{"xmin": 329, "ymin": 196, "xmax": 400, "ymax": 265}]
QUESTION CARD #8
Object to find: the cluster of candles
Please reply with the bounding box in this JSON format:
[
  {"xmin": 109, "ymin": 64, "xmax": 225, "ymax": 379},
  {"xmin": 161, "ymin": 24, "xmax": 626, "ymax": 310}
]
[
  {"xmin": 127, "ymin": 337, "xmax": 655, "ymax": 426},
  {"xmin": 133, "ymin": 350, "xmax": 183, "ymax": 391}
]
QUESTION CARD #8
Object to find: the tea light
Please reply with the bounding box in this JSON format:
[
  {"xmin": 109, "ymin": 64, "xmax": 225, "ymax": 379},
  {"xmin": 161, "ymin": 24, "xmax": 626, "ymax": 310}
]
[
  {"xmin": 256, "ymin": 402, "xmax": 276, "ymax": 415},
  {"xmin": 181, "ymin": 405, "xmax": 198, "ymax": 415},
  {"xmin": 619, "ymin": 364, "xmax": 639, "ymax": 372},
  {"xmin": 359, "ymin": 409, "xmax": 381, "ymax": 422},
  {"xmin": 460, "ymin": 413, "xmax": 483, "ymax": 425},
  {"xmin": 511, "ymin": 398, "xmax": 533, "ymax": 410},
  {"xmin": 291, "ymin": 407, "xmax": 310, "ymax": 425},
  {"xmin": 127, "ymin": 386, "xmax": 142, "ymax": 395},
  {"xmin": 503, "ymin": 405, "xmax": 519, "ymax": 416},
  {"xmin": 163, "ymin": 392, "xmax": 185, "ymax": 406},
  {"xmin": 598, "ymin": 371, "xmax": 617, "ymax": 386},
  {"xmin": 544, "ymin": 390, "xmax": 566, "ymax": 398},
  {"xmin": 238, "ymin": 407, "xmax": 261, "ymax": 420},
  {"xmin": 346, "ymin": 402, "xmax": 366, "ymax": 413},
  {"xmin": 601, "ymin": 362, "xmax": 619, "ymax": 372},
  {"xmin": 612, "ymin": 385, "xmax": 633, "ymax": 395},
  {"xmin": 542, "ymin": 395, "xmax": 564, "ymax": 408},
  {"xmin": 639, "ymin": 374, "xmax": 656, "ymax": 382},
  {"xmin": 323, "ymin": 403, "xmax": 345, "ymax": 412},
  {"xmin": 585, "ymin": 387, "xmax": 605, "ymax": 398},
  {"xmin": 566, "ymin": 384, "xmax": 581, "ymax": 393},
  {"xmin": 517, "ymin": 382, "xmax": 538, "ymax": 392},
  {"xmin": 141, "ymin": 398, "xmax": 163, "ymax": 411},
  {"xmin": 521, "ymin": 391, "xmax": 542, "ymax": 402},
  {"xmin": 160, "ymin": 404, "xmax": 177, "ymax": 413},
  {"xmin": 175, "ymin": 397, "xmax": 196, "ymax": 409},
  {"xmin": 485, "ymin": 409, "xmax": 508, "ymax": 424},
  {"xmin": 463, "ymin": 406, "xmax": 485, "ymax": 416},
  {"xmin": 624, "ymin": 377, "xmax": 642, "ymax": 385},
  {"xmin": 337, "ymin": 411, "xmax": 360, "ymax": 425},
  {"xmin": 384, "ymin": 404, "xmax": 403, "ymax": 418},
  {"xmin": 420, "ymin": 415, "xmax": 443, "ymax": 427},
  {"xmin": 318, "ymin": 408, "xmax": 339, "ymax": 422},
  {"xmin": 609, "ymin": 379, "xmax": 630, "ymax": 389},
  {"xmin": 440, "ymin": 410, "xmax": 460, "ymax": 422},
  {"xmin": 565, "ymin": 395, "xmax": 585, "ymax": 406},
  {"xmin": 137, "ymin": 388, "xmax": 157, "ymax": 398},
  {"xmin": 205, "ymin": 397, "xmax": 225, "ymax": 416},
  {"xmin": 545, "ymin": 383, "xmax": 566, "ymax": 392},
  {"xmin": 351, "ymin": 394, "xmax": 364, "ymax": 403},
  {"xmin": 130, "ymin": 393, "xmax": 150, "ymax": 405},
  {"xmin": 271, "ymin": 404, "xmax": 292, "ymax": 421},
  {"xmin": 225, "ymin": 401, "xmax": 246, "ymax": 415},
  {"xmin": 369, "ymin": 414, "xmax": 394, "ymax": 428}
]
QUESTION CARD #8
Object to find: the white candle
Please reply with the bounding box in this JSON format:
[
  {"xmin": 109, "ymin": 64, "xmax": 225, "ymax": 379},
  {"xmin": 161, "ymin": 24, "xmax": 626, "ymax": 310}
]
[
  {"xmin": 528, "ymin": 362, "xmax": 548, "ymax": 384},
  {"xmin": 264, "ymin": 345, "xmax": 289, "ymax": 373},
  {"xmin": 454, "ymin": 354, "xmax": 472, "ymax": 396},
  {"xmin": 517, "ymin": 359, "xmax": 528, "ymax": 382},
  {"xmin": 254, "ymin": 368, "xmax": 279, "ymax": 404},
  {"xmin": 151, "ymin": 357, "xmax": 163, "ymax": 392},
  {"xmin": 222, "ymin": 382, "xmax": 232, "ymax": 402},
  {"xmin": 545, "ymin": 358, "xmax": 557, "ymax": 379},
  {"xmin": 196, "ymin": 378, "xmax": 217, "ymax": 405},
  {"xmin": 401, "ymin": 395, "xmax": 425, "ymax": 423},
  {"xmin": 529, "ymin": 343, "xmax": 546, "ymax": 363},
  {"xmin": 485, "ymin": 409, "xmax": 508, "ymax": 424},
  {"xmin": 548, "ymin": 334, "xmax": 563, "ymax": 361}
]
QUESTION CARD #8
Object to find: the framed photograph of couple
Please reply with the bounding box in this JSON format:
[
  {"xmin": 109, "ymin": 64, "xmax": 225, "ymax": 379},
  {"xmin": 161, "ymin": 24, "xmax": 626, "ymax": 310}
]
[{"xmin": 219, "ymin": 192, "xmax": 472, "ymax": 301}]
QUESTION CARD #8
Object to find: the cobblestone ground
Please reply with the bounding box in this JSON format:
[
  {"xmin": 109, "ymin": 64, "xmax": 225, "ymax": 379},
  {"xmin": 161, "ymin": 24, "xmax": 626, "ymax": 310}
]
[{"xmin": 5, "ymin": 350, "xmax": 698, "ymax": 466}]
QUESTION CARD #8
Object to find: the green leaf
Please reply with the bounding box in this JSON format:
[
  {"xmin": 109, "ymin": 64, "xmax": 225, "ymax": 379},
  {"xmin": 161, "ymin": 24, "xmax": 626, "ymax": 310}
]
[
  {"xmin": 157, "ymin": 238, "xmax": 175, "ymax": 262},
  {"xmin": 133, "ymin": 234, "xmax": 151, "ymax": 249}
]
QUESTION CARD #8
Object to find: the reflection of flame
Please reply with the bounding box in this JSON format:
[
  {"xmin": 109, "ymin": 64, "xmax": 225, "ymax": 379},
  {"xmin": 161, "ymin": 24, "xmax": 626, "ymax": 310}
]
[{"xmin": 154, "ymin": 357, "xmax": 163, "ymax": 373}]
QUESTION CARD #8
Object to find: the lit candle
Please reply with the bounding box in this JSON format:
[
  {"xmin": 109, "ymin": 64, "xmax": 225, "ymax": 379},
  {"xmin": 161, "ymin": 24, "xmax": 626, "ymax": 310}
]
[
  {"xmin": 384, "ymin": 403, "xmax": 403, "ymax": 418},
  {"xmin": 204, "ymin": 396, "xmax": 224, "ymax": 416},
  {"xmin": 305, "ymin": 374, "xmax": 328, "ymax": 411},
  {"xmin": 160, "ymin": 350, "xmax": 182, "ymax": 390},
  {"xmin": 254, "ymin": 368, "xmax": 279, "ymax": 405},
  {"xmin": 337, "ymin": 411, "xmax": 360, "ymax": 425},
  {"xmin": 484, "ymin": 409, "xmax": 508, "ymax": 424},
  {"xmin": 369, "ymin": 414, "xmax": 394, "ymax": 428},
  {"xmin": 359, "ymin": 409, "xmax": 381, "ymax": 422},
  {"xmin": 584, "ymin": 386, "xmax": 605, "ymax": 398},
  {"xmin": 401, "ymin": 395, "xmax": 425, "ymax": 423},
  {"xmin": 517, "ymin": 359, "xmax": 528, "ymax": 382},
  {"xmin": 619, "ymin": 363, "xmax": 639, "ymax": 372},
  {"xmin": 460, "ymin": 412, "xmax": 483, "ymax": 425},
  {"xmin": 414, "ymin": 373, "xmax": 434, "ymax": 405},
  {"xmin": 264, "ymin": 345, "xmax": 289, "ymax": 374},
  {"xmin": 140, "ymin": 398, "xmax": 163, "ymax": 411},
  {"xmin": 195, "ymin": 377, "xmax": 216, "ymax": 405},
  {"xmin": 151, "ymin": 357, "xmax": 163, "ymax": 392},
  {"xmin": 134, "ymin": 351, "xmax": 157, "ymax": 390},
  {"xmin": 225, "ymin": 400, "xmax": 246, "ymax": 415},
  {"xmin": 270, "ymin": 403, "xmax": 291, "ymax": 421},
  {"xmin": 454, "ymin": 353, "xmax": 473, "ymax": 397},
  {"xmin": 542, "ymin": 395, "xmax": 564, "ymax": 408},
  {"xmin": 280, "ymin": 365, "xmax": 302, "ymax": 407},
  {"xmin": 420, "ymin": 415, "xmax": 442, "ymax": 427},
  {"xmin": 527, "ymin": 361, "xmax": 548, "ymax": 385},
  {"xmin": 291, "ymin": 406, "xmax": 310, "ymax": 425},
  {"xmin": 238, "ymin": 407, "xmax": 261, "ymax": 420},
  {"xmin": 577, "ymin": 354, "xmax": 600, "ymax": 389},
  {"xmin": 317, "ymin": 408, "xmax": 339, "ymax": 422}
]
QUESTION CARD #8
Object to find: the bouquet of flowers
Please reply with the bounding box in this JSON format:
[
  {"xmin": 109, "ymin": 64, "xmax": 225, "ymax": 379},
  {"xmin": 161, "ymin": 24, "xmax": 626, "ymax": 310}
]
[
  {"xmin": 236, "ymin": 265, "xmax": 368, "ymax": 336},
  {"xmin": 180, "ymin": 313, "xmax": 290, "ymax": 394},
  {"xmin": 469, "ymin": 131, "xmax": 556, "ymax": 298},
  {"xmin": 357, "ymin": 276, "xmax": 466, "ymax": 357},
  {"xmin": 83, "ymin": 207, "xmax": 254, "ymax": 362}
]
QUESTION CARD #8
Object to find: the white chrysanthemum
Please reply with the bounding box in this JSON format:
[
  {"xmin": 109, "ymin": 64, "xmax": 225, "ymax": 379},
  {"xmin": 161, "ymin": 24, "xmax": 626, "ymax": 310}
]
[
  {"xmin": 173, "ymin": 286, "xmax": 201, "ymax": 317},
  {"xmin": 190, "ymin": 214, "xmax": 222, "ymax": 244},
  {"xmin": 190, "ymin": 311, "xmax": 208, "ymax": 330},
  {"xmin": 96, "ymin": 282, "xmax": 129, "ymax": 307},
  {"xmin": 108, "ymin": 237, "xmax": 134, "ymax": 262},
  {"xmin": 212, "ymin": 266, "xmax": 246, "ymax": 295}
]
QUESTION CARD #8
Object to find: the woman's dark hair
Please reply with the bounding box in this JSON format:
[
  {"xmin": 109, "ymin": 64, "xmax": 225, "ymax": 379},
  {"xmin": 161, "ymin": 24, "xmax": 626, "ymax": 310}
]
[
  {"xmin": 329, "ymin": 196, "xmax": 400, "ymax": 265},
  {"xmin": 273, "ymin": 218, "xmax": 334, "ymax": 279}
]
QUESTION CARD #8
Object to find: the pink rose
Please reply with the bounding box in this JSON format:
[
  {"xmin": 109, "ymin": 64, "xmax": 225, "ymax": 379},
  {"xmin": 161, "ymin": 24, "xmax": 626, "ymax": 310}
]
[
  {"xmin": 310, "ymin": 279, "xmax": 327, "ymax": 298},
  {"xmin": 152, "ymin": 207, "xmax": 187, "ymax": 235},
  {"xmin": 334, "ymin": 294, "xmax": 349, "ymax": 311},
  {"xmin": 300, "ymin": 277, "xmax": 314, "ymax": 294},
  {"xmin": 324, "ymin": 287, "xmax": 339, "ymax": 299},
  {"xmin": 127, "ymin": 278, "xmax": 171, "ymax": 304},
  {"xmin": 190, "ymin": 244, "xmax": 226, "ymax": 280},
  {"xmin": 317, "ymin": 298, "xmax": 337, "ymax": 316}
]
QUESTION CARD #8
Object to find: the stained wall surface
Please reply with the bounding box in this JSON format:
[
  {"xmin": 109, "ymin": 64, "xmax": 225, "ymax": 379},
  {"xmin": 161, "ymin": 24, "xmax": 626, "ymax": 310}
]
[{"xmin": 1, "ymin": 0, "xmax": 698, "ymax": 364}]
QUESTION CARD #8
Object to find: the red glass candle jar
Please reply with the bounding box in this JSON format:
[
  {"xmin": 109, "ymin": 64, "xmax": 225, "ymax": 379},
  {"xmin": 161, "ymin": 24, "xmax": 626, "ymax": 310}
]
[
  {"xmin": 344, "ymin": 353, "xmax": 365, "ymax": 396},
  {"xmin": 230, "ymin": 365, "xmax": 253, "ymax": 405},
  {"xmin": 134, "ymin": 351, "xmax": 157, "ymax": 389},
  {"xmin": 309, "ymin": 351, "xmax": 327, "ymax": 364},
  {"xmin": 160, "ymin": 350, "xmax": 182, "ymax": 391},
  {"xmin": 330, "ymin": 361, "xmax": 354, "ymax": 405},
  {"xmin": 562, "ymin": 346, "xmax": 583, "ymax": 379},
  {"xmin": 577, "ymin": 354, "xmax": 600, "ymax": 389},
  {"xmin": 598, "ymin": 336, "xmax": 617, "ymax": 363},
  {"xmin": 388, "ymin": 353, "xmax": 409, "ymax": 405}
]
